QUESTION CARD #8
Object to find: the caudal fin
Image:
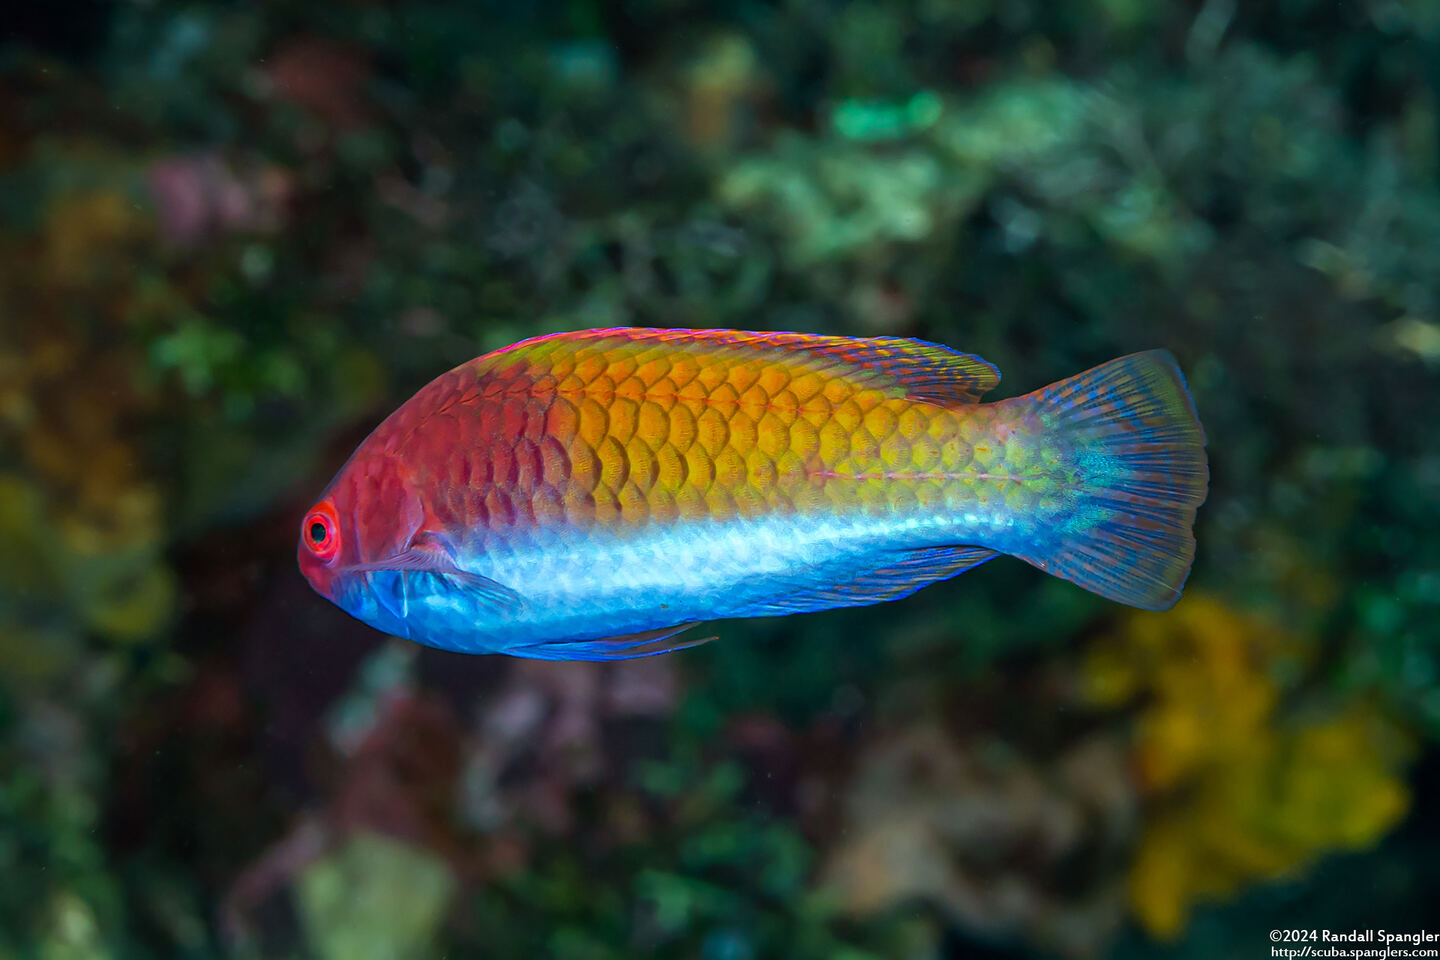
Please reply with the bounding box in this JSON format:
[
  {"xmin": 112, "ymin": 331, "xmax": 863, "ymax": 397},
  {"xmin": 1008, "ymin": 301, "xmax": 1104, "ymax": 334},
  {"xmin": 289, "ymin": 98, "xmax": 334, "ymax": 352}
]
[{"xmin": 1017, "ymin": 350, "xmax": 1208, "ymax": 611}]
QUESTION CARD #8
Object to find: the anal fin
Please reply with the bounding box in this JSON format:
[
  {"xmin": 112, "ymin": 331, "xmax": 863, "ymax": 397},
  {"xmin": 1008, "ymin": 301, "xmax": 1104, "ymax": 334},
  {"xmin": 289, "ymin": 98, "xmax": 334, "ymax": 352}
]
[
  {"xmin": 743, "ymin": 545, "xmax": 998, "ymax": 615},
  {"xmin": 514, "ymin": 623, "xmax": 716, "ymax": 661}
]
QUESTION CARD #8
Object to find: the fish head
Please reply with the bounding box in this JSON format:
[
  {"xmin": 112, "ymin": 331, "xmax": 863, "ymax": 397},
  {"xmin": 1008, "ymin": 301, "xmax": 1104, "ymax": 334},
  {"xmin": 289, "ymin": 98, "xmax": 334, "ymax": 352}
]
[
  {"xmin": 297, "ymin": 494, "xmax": 350, "ymax": 599},
  {"xmin": 298, "ymin": 452, "xmax": 426, "ymax": 638}
]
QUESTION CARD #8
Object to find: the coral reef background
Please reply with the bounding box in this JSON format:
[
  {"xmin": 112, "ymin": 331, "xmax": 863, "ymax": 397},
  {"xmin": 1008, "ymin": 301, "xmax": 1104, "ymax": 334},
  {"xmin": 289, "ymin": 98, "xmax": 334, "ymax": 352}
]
[{"xmin": 3, "ymin": 1, "xmax": 1439, "ymax": 957}]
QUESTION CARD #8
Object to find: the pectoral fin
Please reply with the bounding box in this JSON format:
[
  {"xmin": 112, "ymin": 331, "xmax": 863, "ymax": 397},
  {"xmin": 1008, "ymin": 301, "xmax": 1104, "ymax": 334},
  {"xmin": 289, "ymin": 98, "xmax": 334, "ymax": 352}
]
[{"xmin": 342, "ymin": 548, "xmax": 524, "ymax": 613}]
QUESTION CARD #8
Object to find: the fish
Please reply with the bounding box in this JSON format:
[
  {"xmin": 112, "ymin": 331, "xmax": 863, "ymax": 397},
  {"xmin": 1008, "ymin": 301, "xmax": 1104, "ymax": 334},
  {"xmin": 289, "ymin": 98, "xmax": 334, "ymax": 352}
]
[{"xmin": 298, "ymin": 328, "xmax": 1208, "ymax": 660}]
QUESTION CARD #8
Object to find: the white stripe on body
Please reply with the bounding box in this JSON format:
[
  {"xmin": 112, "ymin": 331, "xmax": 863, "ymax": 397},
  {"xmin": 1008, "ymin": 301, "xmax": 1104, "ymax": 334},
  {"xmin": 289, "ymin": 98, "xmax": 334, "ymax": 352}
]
[{"xmin": 408, "ymin": 502, "xmax": 1021, "ymax": 651}]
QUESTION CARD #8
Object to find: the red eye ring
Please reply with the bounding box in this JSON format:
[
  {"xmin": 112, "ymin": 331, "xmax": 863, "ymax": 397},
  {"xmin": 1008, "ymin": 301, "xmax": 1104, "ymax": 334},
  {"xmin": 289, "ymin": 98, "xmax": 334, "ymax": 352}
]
[{"xmin": 302, "ymin": 503, "xmax": 341, "ymax": 560}]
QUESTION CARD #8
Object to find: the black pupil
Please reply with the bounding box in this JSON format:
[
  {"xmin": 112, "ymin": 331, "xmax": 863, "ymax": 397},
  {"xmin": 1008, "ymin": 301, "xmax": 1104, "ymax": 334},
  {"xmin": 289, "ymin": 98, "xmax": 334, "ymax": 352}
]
[{"xmin": 309, "ymin": 521, "xmax": 328, "ymax": 544}]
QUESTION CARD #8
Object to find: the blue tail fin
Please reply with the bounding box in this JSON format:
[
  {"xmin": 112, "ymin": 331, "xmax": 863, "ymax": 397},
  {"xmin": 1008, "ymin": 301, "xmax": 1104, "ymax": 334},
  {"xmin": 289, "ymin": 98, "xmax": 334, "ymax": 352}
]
[{"xmin": 1017, "ymin": 351, "xmax": 1209, "ymax": 611}]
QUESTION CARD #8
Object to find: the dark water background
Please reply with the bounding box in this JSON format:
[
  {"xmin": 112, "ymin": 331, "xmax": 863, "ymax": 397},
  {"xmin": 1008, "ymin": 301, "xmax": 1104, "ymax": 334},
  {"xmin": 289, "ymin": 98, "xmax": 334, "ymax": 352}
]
[{"xmin": 4, "ymin": 1, "xmax": 1440, "ymax": 957}]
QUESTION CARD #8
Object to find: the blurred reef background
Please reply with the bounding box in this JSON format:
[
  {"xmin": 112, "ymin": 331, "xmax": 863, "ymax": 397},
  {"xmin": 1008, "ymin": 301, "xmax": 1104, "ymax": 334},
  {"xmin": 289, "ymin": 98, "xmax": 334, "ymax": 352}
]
[{"xmin": 4, "ymin": 1, "xmax": 1440, "ymax": 957}]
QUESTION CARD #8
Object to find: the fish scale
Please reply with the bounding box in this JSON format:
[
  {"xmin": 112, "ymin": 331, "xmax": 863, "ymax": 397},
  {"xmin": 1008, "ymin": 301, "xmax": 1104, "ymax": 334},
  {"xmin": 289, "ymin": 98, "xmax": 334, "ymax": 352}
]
[
  {"xmin": 299, "ymin": 328, "xmax": 1208, "ymax": 658},
  {"xmin": 479, "ymin": 356, "xmax": 988, "ymax": 529}
]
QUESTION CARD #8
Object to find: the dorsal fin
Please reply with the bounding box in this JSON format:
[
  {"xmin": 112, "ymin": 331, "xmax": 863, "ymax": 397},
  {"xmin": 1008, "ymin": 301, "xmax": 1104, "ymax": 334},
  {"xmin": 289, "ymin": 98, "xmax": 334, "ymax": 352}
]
[{"xmin": 481, "ymin": 328, "xmax": 1001, "ymax": 405}]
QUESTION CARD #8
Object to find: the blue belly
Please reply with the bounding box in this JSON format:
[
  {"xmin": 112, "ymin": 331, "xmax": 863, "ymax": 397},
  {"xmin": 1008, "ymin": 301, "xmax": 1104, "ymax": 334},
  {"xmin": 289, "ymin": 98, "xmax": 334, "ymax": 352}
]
[{"xmin": 338, "ymin": 506, "xmax": 1015, "ymax": 657}]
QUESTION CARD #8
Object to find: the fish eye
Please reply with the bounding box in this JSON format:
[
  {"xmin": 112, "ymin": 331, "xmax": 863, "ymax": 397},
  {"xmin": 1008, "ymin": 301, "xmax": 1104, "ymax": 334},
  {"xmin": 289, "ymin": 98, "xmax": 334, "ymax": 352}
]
[{"xmin": 302, "ymin": 503, "xmax": 340, "ymax": 559}]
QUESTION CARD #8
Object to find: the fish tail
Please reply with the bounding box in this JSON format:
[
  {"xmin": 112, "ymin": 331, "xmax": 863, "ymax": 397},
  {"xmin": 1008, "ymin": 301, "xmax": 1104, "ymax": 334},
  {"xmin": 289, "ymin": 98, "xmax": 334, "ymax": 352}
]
[{"xmin": 1012, "ymin": 350, "xmax": 1209, "ymax": 611}]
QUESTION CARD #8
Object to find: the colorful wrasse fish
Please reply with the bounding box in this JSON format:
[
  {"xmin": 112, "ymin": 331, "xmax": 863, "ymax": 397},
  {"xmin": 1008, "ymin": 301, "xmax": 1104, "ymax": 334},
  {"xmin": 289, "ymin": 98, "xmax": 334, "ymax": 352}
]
[{"xmin": 298, "ymin": 328, "xmax": 1207, "ymax": 660}]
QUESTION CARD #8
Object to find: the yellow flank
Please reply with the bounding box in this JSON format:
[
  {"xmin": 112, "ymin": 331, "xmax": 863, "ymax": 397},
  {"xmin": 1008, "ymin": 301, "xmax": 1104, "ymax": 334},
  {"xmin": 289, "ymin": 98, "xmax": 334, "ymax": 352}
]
[{"xmin": 474, "ymin": 330, "xmax": 1043, "ymax": 529}]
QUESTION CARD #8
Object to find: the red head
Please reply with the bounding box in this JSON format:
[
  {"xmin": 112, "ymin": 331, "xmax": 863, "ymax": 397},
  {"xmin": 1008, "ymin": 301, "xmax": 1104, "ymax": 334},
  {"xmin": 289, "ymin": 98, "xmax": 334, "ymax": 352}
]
[
  {"xmin": 297, "ymin": 494, "xmax": 349, "ymax": 599},
  {"xmin": 297, "ymin": 442, "xmax": 426, "ymax": 622},
  {"xmin": 298, "ymin": 362, "xmax": 487, "ymax": 640}
]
